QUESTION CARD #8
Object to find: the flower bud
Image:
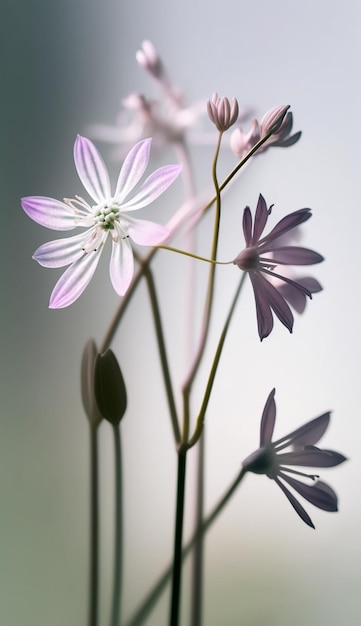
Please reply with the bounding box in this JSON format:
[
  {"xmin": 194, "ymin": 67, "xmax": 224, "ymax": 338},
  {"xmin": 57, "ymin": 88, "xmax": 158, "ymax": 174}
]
[
  {"xmin": 81, "ymin": 339, "xmax": 103, "ymax": 428},
  {"xmin": 207, "ymin": 92, "xmax": 239, "ymax": 132},
  {"xmin": 94, "ymin": 350, "xmax": 127, "ymax": 426},
  {"xmin": 136, "ymin": 40, "xmax": 164, "ymax": 79},
  {"xmin": 260, "ymin": 104, "xmax": 290, "ymax": 137}
]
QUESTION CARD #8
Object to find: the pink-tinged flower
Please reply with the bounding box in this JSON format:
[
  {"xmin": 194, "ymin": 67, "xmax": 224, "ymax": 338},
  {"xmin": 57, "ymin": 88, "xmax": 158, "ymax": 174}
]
[
  {"xmin": 207, "ymin": 92, "xmax": 239, "ymax": 132},
  {"xmin": 233, "ymin": 194, "xmax": 323, "ymax": 340},
  {"xmin": 21, "ymin": 136, "xmax": 181, "ymax": 308},
  {"xmin": 242, "ymin": 389, "xmax": 347, "ymax": 528}
]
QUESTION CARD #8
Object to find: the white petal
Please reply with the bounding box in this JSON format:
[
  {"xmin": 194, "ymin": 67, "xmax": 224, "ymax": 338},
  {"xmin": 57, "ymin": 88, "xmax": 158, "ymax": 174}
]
[
  {"xmin": 33, "ymin": 231, "xmax": 90, "ymax": 267},
  {"xmin": 49, "ymin": 249, "xmax": 102, "ymax": 308},
  {"xmin": 120, "ymin": 164, "xmax": 182, "ymax": 212},
  {"xmin": 21, "ymin": 196, "xmax": 77, "ymax": 230},
  {"xmin": 114, "ymin": 138, "xmax": 152, "ymax": 203},
  {"xmin": 127, "ymin": 218, "xmax": 170, "ymax": 245},
  {"xmin": 73, "ymin": 135, "xmax": 111, "ymax": 203},
  {"xmin": 109, "ymin": 238, "xmax": 134, "ymax": 296}
]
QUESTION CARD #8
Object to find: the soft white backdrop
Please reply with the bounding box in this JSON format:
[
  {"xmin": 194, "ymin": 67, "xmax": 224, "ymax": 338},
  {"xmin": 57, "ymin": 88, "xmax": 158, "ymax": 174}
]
[{"xmin": 1, "ymin": 0, "xmax": 360, "ymax": 624}]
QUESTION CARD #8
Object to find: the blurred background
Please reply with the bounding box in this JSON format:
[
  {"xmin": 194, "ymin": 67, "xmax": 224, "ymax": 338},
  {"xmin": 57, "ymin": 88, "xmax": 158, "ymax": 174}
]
[{"xmin": 1, "ymin": 0, "xmax": 360, "ymax": 624}]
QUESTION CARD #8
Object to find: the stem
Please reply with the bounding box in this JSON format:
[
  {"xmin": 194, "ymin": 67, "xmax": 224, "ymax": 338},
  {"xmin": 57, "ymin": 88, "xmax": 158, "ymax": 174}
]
[
  {"xmin": 125, "ymin": 467, "xmax": 246, "ymax": 626},
  {"xmin": 88, "ymin": 425, "xmax": 99, "ymax": 626},
  {"xmin": 137, "ymin": 253, "xmax": 181, "ymax": 445},
  {"xmin": 109, "ymin": 425, "xmax": 123, "ymax": 626},
  {"xmin": 188, "ymin": 273, "xmax": 247, "ymax": 448},
  {"xmin": 169, "ymin": 449, "xmax": 188, "ymax": 626},
  {"xmin": 190, "ymin": 434, "xmax": 205, "ymax": 626}
]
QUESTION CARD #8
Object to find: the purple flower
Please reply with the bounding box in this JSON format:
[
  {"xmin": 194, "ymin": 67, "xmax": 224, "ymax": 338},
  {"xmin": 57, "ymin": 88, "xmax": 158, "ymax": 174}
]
[
  {"xmin": 242, "ymin": 389, "xmax": 347, "ymax": 528},
  {"xmin": 21, "ymin": 136, "xmax": 181, "ymax": 308},
  {"xmin": 233, "ymin": 194, "xmax": 324, "ymax": 340}
]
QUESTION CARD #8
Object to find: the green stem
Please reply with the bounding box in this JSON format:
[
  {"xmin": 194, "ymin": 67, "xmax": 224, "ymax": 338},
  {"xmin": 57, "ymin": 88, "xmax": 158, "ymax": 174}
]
[
  {"xmin": 88, "ymin": 425, "xmax": 99, "ymax": 626},
  {"xmin": 109, "ymin": 425, "xmax": 123, "ymax": 626},
  {"xmin": 125, "ymin": 467, "xmax": 246, "ymax": 626},
  {"xmin": 169, "ymin": 450, "xmax": 188, "ymax": 626},
  {"xmin": 190, "ymin": 433, "xmax": 205, "ymax": 626}
]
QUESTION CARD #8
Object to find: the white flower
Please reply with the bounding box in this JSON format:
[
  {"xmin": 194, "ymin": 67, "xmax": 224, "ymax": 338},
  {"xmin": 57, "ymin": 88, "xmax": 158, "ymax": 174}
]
[{"xmin": 21, "ymin": 136, "xmax": 181, "ymax": 308}]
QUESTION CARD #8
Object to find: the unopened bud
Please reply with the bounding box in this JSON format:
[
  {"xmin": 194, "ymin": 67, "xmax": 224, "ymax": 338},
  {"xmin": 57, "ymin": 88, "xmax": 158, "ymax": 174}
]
[
  {"xmin": 94, "ymin": 350, "xmax": 127, "ymax": 426},
  {"xmin": 81, "ymin": 339, "xmax": 103, "ymax": 428},
  {"xmin": 207, "ymin": 92, "xmax": 239, "ymax": 132},
  {"xmin": 136, "ymin": 40, "xmax": 164, "ymax": 79},
  {"xmin": 260, "ymin": 105, "xmax": 290, "ymax": 137}
]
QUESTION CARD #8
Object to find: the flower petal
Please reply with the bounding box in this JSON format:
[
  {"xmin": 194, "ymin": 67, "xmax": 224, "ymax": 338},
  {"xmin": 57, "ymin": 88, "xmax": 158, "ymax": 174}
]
[
  {"xmin": 114, "ymin": 138, "xmax": 152, "ymax": 203},
  {"xmin": 74, "ymin": 135, "xmax": 111, "ymax": 203},
  {"xmin": 252, "ymin": 272, "xmax": 294, "ymax": 335},
  {"xmin": 242, "ymin": 207, "xmax": 253, "ymax": 246},
  {"xmin": 33, "ymin": 231, "xmax": 90, "ymax": 267},
  {"xmin": 268, "ymin": 246, "xmax": 324, "ymax": 265},
  {"xmin": 127, "ymin": 217, "xmax": 170, "ymax": 245},
  {"xmin": 274, "ymin": 413, "xmax": 331, "ymax": 449},
  {"xmin": 274, "ymin": 476, "xmax": 315, "ymax": 528},
  {"xmin": 278, "ymin": 277, "xmax": 322, "ymax": 314},
  {"xmin": 280, "ymin": 474, "xmax": 338, "ymax": 512},
  {"xmin": 120, "ymin": 164, "xmax": 182, "ymax": 211},
  {"xmin": 278, "ymin": 447, "xmax": 347, "ymax": 468},
  {"xmin": 252, "ymin": 194, "xmax": 269, "ymax": 244},
  {"xmin": 109, "ymin": 237, "xmax": 134, "ymax": 296},
  {"xmin": 249, "ymin": 272, "xmax": 274, "ymax": 340},
  {"xmin": 260, "ymin": 388, "xmax": 276, "ymax": 446},
  {"xmin": 259, "ymin": 208, "xmax": 311, "ymax": 247},
  {"xmin": 49, "ymin": 249, "xmax": 102, "ymax": 308},
  {"xmin": 21, "ymin": 196, "xmax": 77, "ymax": 231}
]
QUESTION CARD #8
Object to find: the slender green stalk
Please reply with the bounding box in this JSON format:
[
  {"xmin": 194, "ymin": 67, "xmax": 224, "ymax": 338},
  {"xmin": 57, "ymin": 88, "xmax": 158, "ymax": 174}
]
[
  {"xmin": 190, "ymin": 433, "xmax": 205, "ymax": 626},
  {"xmin": 169, "ymin": 450, "xmax": 188, "ymax": 626},
  {"xmin": 138, "ymin": 253, "xmax": 181, "ymax": 445},
  {"xmin": 125, "ymin": 467, "xmax": 246, "ymax": 626},
  {"xmin": 88, "ymin": 424, "xmax": 99, "ymax": 626},
  {"xmin": 109, "ymin": 424, "xmax": 123, "ymax": 626}
]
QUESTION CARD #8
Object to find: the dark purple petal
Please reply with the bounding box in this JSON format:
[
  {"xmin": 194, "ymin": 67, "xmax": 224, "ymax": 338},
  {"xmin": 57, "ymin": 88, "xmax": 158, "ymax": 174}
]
[
  {"xmin": 277, "ymin": 447, "xmax": 347, "ymax": 468},
  {"xmin": 280, "ymin": 474, "xmax": 338, "ymax": 512},
  {"xmin": 260, "ymin": 389, "xmax": 276, "ymax": 446},
  {"xmin": 252, "ymin": 194, "xmax": 269, "ymax": 244},
  {"xmin": 274, "ymin": 413, "xmax": 330, "ymax": 448},
  {"xmin": 242, "ymin": 207, "xmax": 253, "ymax": 246},
  {"xmin": 274, "ymin": 477, "xmax": 315, "ymax": 528},
  {"xmin": 249, "ymin": 272, "xmax": 274, "ymax": 340},
  {"xmin": 261, "ymin": 267, "xmax": 312, "ymax": 298},
  {"xmin": 254, "ymin": 272, "xmax": 294, "ymax": 333},
  {"xmin": 267, "ymin": 246, "xmax": 324, "ymax": 265},
  {"xmin": 278, "ymin": 277, "xmax": 322, "ymax": 314},
  {"xmin": 258, "ymin": 208, "xmax": 311, "ymax": 247}
]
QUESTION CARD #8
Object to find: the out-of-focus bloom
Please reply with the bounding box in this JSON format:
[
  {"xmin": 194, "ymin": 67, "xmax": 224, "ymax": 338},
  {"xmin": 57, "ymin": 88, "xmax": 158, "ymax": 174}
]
[
  {"xmin": 242, "ymin": 389, "xmax": 347, "ymax": 528},
  {"xmin": 230, "ymin": 105, "xmax": 301, "ymax": 159},
  {"xmin": 233, "ymin": 194, "xmax": 323, "ymax": 340},
  {"xmin": 135, "ymin": 40, "xmax": 164, "ymax": 80},
  {"xmin": 21, "ymin": 136, "xmax": 181, "ymax": 308},
  {"xmin": 207, "ymin": 93, "xmax": 239, "ymax": 132},
  {"xmin": 94, "ymin": 350, "xmax": 127, "ymax": 425}
]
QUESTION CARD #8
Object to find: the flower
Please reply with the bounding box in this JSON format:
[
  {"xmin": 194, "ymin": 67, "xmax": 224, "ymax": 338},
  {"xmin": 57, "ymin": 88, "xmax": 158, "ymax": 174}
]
[
  {"xmin": 230, "ymin": 106, "xmax": 301, "ymax": 159},
  {"xmin": 233, "ymin": 194, "xmax": 324, "ymax": 340},
  {"xmin": 207, "ymin": 93, "xmax": 239, "ymax": 132},
  {"xmin": 21, "ymin": 136, "xmax": 181, "ymax": 308},
  {"xmin": 242, "ymin": 389, "xmax": 347, "ymax": 528}
]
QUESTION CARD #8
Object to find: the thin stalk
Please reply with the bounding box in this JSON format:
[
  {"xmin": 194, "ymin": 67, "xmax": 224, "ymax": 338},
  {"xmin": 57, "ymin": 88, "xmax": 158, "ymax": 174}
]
[
  {"xmin": 109, "ymin": 424, "xmax": 123, "ymax": 626},
  {"xmin": 125, "ymin": 467, "xmax": 246, "ymax": 626},
  {"xmin": 169, "ymin": 450, "xmax": 188, "ymax": 626},
  {"xmin": 88, "ymin": 424, "xmax": 99, "ymax": 626},
  {"xmin": 190, "ymin": 433, "xmax": 205, "ymax": 626},
  {"xmin": 137, "ymin": 253, "xmax": 181, "ymax": 445}
]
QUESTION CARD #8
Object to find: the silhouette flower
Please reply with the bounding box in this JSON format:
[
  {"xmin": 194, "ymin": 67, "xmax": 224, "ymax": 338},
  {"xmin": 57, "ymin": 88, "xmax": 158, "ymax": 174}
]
[
  {"xmin": 242, "ymin": 389, "xmax": 346, "ymax": 528},
  {"xmin": 233, "ymin": 194, "xmax": 323, "ymax": 339},
  {"xmin": 22, "ymin": 136, "xmax": 181, "ymax": 308}
]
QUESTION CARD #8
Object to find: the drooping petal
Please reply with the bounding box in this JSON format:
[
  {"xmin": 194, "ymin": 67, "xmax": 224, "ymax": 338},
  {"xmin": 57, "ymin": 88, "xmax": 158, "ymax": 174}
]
[
  {"xmin": 259, "ymin": 208, "xmax": 311, "ymax": 247},
  {"xmin": 120, "ymin": 164, "xmax": 181, "ymax": 211},
  {"xmin": 249, "ymin": 272, "xmax": 274, "ymax": 340},
  {"xmin": 278, "ymin": 447, "xmax": 347, "ymax": 468},
  {"xmin": 278, "ymin": 277, "xmax": 322, "ymax": 314},
  {"xmin": 109, "ymin": 237, "xmax": 134, "ymax": 296},
  {"xmin": 280, "ymin": 474, "xmax": 338, "ymax": 512},
  {"xmin": 260, "ymin": 388, "xmax": 276, "ymax": 446},
  {"xmin": 252, "ymin": 194, "xmax": 269, "ymax": 244},
  {"xmin": 21, "ymin": 196, "xmax": 78, "ymax": 231},
  {"xmin": 254, "ymin": 272, "xmax": 294, "ymax": 334},
  {"xmin": 242, "ymin": 207, "xmax": 253, "ymax": 246},
  {"xmin": 274, "ymin": 413, "xmax": 331, "ymax": 449},
  {"xmin": 268, "ymin": 246, "xmax": 324, "ymax": 265},
  {"xmin": 49, "ymin": 249, "xmax": 102, "ymax": 308},
  {"xmin": 274, "ymin": 476, "xmax": 315, "ymax": 528},
  {"xmin": 33, "ymin": 231, "xmax": 90, "ymax": 267},
  {"xmin": 114, "ymin": 138, "xmax": 152, "ymax": 203},
  {"xmin": 74, "ymin": 135, "xmax": 111, "ymax": 204},
  {"xmin": 127, "ymin": 217, "xmax": 170, "ymax": 245}
]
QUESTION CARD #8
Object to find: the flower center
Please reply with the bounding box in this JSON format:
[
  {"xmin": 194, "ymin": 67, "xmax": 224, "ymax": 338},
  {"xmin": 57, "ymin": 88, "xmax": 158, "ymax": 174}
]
[
  {"xmin": 233, "ymin": 246, "xmax": 260, "ymax": 270},
  {"xmin": 92, "ymin": 200, "xmax": 121, "ymax": 230}
]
